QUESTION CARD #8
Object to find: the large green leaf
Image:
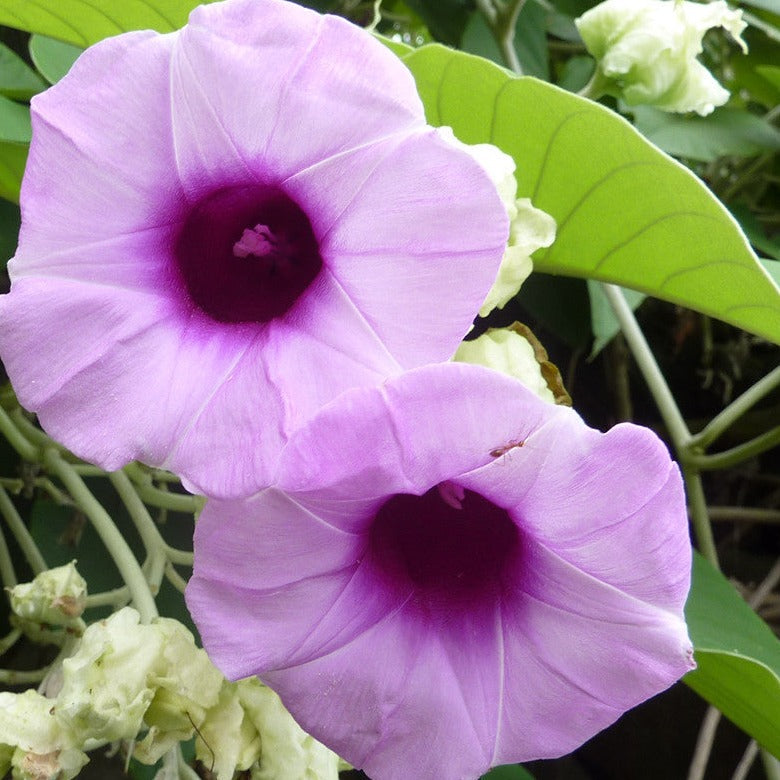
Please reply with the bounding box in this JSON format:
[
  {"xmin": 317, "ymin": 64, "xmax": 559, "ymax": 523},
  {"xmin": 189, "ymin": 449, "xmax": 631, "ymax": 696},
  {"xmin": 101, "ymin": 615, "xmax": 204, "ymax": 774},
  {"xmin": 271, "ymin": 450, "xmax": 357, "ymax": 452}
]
[
  {"xmin": 0, "ymin": 41, "xmax": 47, "ymax": 100},
  {"xmin": 631, "ymin": 106, "xmax": 780, "ymax": 162},
  {"xmin": 29, "ymin": 34, "xmax": 83, "ymax": 84},
  {"xmin": 0, "ymin": 140, "xmax": 26, "ymax": 203},
  {"xmin": 684, "ymin": 553, "xmax": 780, "ymax": 757},
  {"xmin": 400, "ymin": 45, "xmax": 780, "ymax": 344},
  {"xmin": 0, "ymin": 0, "xmax": 212, "ymax": 46},
  {"xmin": 0, "ymin": 94, "xmax": 31, "ymax": 144}
]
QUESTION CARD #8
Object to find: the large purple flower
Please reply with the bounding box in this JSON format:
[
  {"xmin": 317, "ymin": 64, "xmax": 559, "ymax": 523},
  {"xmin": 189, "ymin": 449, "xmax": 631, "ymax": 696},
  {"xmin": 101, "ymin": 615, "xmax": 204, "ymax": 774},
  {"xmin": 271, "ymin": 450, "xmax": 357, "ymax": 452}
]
[
  {"xmin": 0, "ymin": 0, "xmax": 508, "ymax": 498},
  {"xmin": 187, "ymin": 362, "xmax": 694, "ymax": 780}
]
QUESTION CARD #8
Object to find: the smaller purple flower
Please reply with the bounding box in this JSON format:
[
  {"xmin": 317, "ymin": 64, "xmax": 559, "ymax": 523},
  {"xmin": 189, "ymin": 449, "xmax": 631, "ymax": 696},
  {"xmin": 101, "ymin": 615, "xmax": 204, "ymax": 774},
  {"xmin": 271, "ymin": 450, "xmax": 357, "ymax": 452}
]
[
  {"xmin": 0, "ymin": 0, "xmax": 508, "ymax": 498},
  {"xmin": 187, "ymin": 362, "xmax": 694, "ymax": 780}
]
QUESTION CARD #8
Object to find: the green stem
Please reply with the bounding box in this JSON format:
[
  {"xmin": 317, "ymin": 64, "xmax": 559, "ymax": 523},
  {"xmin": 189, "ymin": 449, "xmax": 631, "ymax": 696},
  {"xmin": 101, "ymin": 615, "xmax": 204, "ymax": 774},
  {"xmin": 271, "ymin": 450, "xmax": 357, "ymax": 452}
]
[
  {"xmin": 108, "ymin": 471, "xmax": 167, "ymax": 595},
  {"xmin": 166, "ymin": 547, "xmax": 194, "ymax": 566},
  {"xmin": 600, "ymin": 284, "xmax": 691, "ymax": 448},
  {"xmin": 476, "ymin": 0, "xmax": 526, "ymax": 74},
  {"xmin": 124, "ymin": 462, "xmax": 203, "ymax": 514},
  {"xmin": 686, "ymin": 425, "xmax": 780, "ymax": 471},
  {"xmin": 0, "ymin": 519, "xmax": 17, "ymax": 587},
  {"xmin": 691, "ymin": 365, "xmax": 780, "ymax": 450},
  {"xmin": 708, "ymin": 506, "xmax": 780, "ymax": 524},
  {"xmin": 0, "ymin": 667, "xmax": 50, "ymax": 685},
  {"xmin": 0, "ymin": 485, "xmax": 47, "ymax": 574},
  {"xmin": 43, "ymin": 449, "xmax": 157, "ymax": 622},
  {"xmin": 85, "ymin": 585, "xmax": 130, "ymax": 610},
  {"xmin": 761, "ymin": 751, "xmax": 780, "ymax": 780},
  {"xmin": 0, "ymin": 628, "xmax": 21, "ymax": 655},
  {"xmin": 683, "ymin": 470, "xmax": 720, "ymax": 569},
  {"xmin": 165, "ymin": 562, "xmax": 188, "ymax": 594},
  {"xmin": 0, "ymin": 405, "xmax": 39, "ymax": 461}
]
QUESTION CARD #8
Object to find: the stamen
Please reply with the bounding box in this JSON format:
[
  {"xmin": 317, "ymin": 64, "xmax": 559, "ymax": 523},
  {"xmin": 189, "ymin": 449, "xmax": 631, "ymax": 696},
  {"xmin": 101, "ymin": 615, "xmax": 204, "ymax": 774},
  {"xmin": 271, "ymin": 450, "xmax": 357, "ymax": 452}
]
[
  {"xmin": 233, "ymin": 224, "xmax": 277, "ymax": 259},
  {"xmin": 437, "ymin": 481, "xmax": 465, "ymax": 509}
]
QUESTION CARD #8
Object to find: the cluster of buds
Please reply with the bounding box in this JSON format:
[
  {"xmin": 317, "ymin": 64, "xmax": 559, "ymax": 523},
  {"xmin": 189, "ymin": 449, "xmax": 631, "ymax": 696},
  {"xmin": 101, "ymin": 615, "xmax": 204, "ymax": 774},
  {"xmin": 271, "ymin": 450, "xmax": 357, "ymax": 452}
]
[{"xmin": 1, "ymin": 565, "xmax": 341, "ymax": 779}]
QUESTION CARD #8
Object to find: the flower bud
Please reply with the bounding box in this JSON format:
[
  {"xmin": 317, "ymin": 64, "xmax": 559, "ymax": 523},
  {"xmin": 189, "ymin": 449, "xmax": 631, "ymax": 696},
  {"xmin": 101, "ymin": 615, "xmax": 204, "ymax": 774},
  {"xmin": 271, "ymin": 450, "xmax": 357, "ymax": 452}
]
[
  {"xmin": 55, "ymin": 608, "xmax": 164, "ymax": 745},
  {"xmin": 577, "ymin": 0, "xmax": 747, "ymax": 116},
  {"xmin": 237, "ymin": 678, "xmax": 340, "ymax": 780},
  {"xmin": 455, "ymin": 326, "xmax": 559, "ymax": 403},
  {"xmin": 0, "ymin": 691, "xmax": 88, "ymax": 780},
  {"xmin": 9, "ymin": 562, "xmax": 86, "ymax": 627},
  {"xmin": 436, "ymin": 127, "xmax": 556, "ymax": 316},
  {"xmin": 10, "ymin": 746, "xmax": 88, "ymax": 780},
  {"xmin": 195, "ymin": 681, "xmax": 262, "ymax": 780}
]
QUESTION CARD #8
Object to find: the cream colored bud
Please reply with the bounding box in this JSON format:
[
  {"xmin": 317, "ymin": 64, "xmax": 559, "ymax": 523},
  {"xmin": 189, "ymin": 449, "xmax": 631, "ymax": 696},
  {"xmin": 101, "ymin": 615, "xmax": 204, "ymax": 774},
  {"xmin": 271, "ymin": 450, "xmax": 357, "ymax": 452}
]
[
  {"xmin": 9, "ymin": 562, "xmax": 86, "ymax": 627},
  {"xmin": 238, "ymin": 678, "xmax": 340, "ymax": 780},
  {"xmin": 577, "ymin": 0, "xmax": 747, "ymax": 115}
]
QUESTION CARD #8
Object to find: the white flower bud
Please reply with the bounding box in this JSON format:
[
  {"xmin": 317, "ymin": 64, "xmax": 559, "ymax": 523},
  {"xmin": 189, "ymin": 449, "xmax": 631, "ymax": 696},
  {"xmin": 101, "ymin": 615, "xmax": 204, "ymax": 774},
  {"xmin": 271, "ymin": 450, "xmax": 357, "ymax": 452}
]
[
  {"xmin": 0, "ymin": 691, "xmax": 88, "ymax": 780},
  {"xmin": 10, "ymin": 746, "xmax": 88, "ymax": 780},
  {"xmin": 436, "ymin": 127, "xmax": 556, "ymax": 317},
  {"xmin": 135, "ymin": 618, "xmax": 223, "ymax": 765},
  {"xmin": 479, "ymin": 199, "xmax": 556, "ymax": 317},
  {"xmin": 195, "ymin": 681, "xmax": 261, "ymax": 780},
  {"xmin": 577, "ymin": 0, "xmax": 747, "ymax": 116},
  {"xmin": 55, "ymin": 608, "xmax": 164, "ymax": 745},
  {"xmin": 9, "ymin": 562, "xmax": 86, "ymax": 627},
  {"xmin": 237, "ymin": 679, "xmax": 340, "ymax": 780},
  {"xmin": 455, "ymin": 328, "xmax": 557, "ymax": 403}
]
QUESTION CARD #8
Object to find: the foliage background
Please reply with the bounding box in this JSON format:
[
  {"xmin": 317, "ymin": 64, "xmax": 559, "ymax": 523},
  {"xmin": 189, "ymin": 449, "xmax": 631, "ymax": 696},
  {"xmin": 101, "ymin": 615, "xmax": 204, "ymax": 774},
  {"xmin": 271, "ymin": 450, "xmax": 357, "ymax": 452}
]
[{"xmin": 0, "ymin": 0, "xmax": 778, "ymax": 778}]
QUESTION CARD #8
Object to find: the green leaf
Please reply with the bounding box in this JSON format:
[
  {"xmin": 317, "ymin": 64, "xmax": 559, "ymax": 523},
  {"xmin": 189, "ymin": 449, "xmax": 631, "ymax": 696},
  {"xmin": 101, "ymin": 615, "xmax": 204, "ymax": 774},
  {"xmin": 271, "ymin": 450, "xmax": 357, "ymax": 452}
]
[
  {"xmin": 400, "ymin": 45, "xmax": 780, "ymax": 343},
  {"xmin": 0, "ymin": 140, "xmax": 27, "ymax": 203},
  {"xmin": 632, "ymin": 106, "xmax": 780, "ymax": 162},
  {"xmin": 684, "ymin": 552, "xmax": 780, "ymax": 757},
  {"xmin": 587, "ymin": 281, "xmax": 645, "ymax": 357},
  {"xmin": 481, "ymin": 764, "xmax": 535, "ymax": 779},
  {"xmin": 0, "ymin": 94, "xmax": 31, "ymax": 144},
  {"xmin": 29, "ymin": 34, "xmax": 83, "ymax": 84},
  {"xmin": 0, "ymin": 0, "xmax": 214, "ymax": 47},
  {"xmin": 0, "ymin": 41, "xmax": 47, "ymax": 99}
]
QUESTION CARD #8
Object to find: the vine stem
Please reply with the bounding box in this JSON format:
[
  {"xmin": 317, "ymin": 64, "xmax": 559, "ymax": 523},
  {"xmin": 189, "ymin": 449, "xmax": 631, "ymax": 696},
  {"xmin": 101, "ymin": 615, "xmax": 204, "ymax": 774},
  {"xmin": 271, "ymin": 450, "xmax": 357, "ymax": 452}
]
[
  {"xmin": 0, "ymin": 520, "xmax": 17, "ymax": 588},
  {"xmin": 108, "ymin": 471, "xmax": 167, "ymax": 594},
  {"xmin": 42, "ymin": 449, "xmax": 158, "ymax": 623},
  {"xmin": 600, "ymin": 284, "xmax": 691, "ymax": 447},
  {"xmin": 687, "ymin": 425, "xmax": 780, "ymax": 471},
  {"xmin": 475, "ymin": 0, "xmax": 527, "ymax": 74},
  {"xmin": 0, "ymin": 405, "xmax": 38, "ymax": 462},
  {"xmin": 691, "ymin": 365, "xmax": 780, "ymax": 450},
  {"xmin": 0, "ymin": 485, "xmax": 48, "ymax": 574}
]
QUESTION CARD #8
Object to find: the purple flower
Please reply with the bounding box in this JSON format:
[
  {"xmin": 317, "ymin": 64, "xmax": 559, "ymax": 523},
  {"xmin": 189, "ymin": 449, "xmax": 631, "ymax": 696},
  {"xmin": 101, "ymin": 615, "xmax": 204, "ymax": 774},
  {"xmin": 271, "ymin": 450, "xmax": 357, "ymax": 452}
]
[
  {"xmin": 187, "ymin": 362, "xmax": 695, "ymax": 780},
  {"xmin": 0, "ymin": 0, "xmax": 508, "ymax": 498}
]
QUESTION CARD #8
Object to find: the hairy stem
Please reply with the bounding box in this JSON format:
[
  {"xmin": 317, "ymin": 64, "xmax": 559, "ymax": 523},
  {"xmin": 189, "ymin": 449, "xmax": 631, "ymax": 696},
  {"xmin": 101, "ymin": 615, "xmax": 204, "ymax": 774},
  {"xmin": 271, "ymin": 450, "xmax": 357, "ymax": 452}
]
[
  {"xmin": 0, "ymin": 485, "xmax": 47, "ymax": 574},
  {"xmin": 691, "ymin": 365, "xmax": 780, "ymax": 450},
  {"xmin": 43, "ymin": 449, "xmax": 157, "ymax": 623}
]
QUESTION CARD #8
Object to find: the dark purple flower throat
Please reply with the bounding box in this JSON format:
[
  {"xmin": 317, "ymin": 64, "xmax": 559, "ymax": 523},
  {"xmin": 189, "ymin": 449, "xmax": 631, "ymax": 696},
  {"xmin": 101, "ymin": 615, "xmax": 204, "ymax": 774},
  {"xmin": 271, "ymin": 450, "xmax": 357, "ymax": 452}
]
[
  {"xmin": 175, "ymin": 185, "xmax": 323, "ymax": 323},
  {"xmin": 370, "ymin": 483, "xmax": 520, "ymax": 601}
]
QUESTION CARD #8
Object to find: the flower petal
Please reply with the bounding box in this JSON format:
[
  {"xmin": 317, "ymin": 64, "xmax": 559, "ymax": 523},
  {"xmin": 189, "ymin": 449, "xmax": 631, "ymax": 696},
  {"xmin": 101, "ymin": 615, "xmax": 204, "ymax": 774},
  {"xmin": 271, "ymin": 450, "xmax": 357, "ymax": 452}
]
[
  {"xmin": 493, "ymin": 538, "xmax": 693, "ymax": 762},
  {"xmin": 261, "ymin": 600, "xmax": 504, "ymax": 780},
  {"xmin": 171, "ymin": 0, "xmax": 423, "ymax": 197},
  {"xmin": 19, "ymin": 31, "xmax": 180, "ymax": 254},
  {"xmin": 461, "ymin": 415, "xmax": 691, "ymax": 612},
  {"xmin": 277, "ymin": 363, "xmax": 560, "ymax": 499},
  {"xmin": 320, "ymin": 131, "xmax": 509, "ymax": 364}
]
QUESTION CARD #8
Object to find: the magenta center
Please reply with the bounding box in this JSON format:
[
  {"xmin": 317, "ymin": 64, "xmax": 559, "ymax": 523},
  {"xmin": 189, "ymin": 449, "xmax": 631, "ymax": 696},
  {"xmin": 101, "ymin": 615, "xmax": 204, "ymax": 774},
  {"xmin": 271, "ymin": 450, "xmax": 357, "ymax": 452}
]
[
  {"xmin": 369, "ymin": 483, "xmax": 520, "ymax": 598},
  {"xmin": 174, "ymin": 185, "xmax": 323, "ymax": 323}
]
